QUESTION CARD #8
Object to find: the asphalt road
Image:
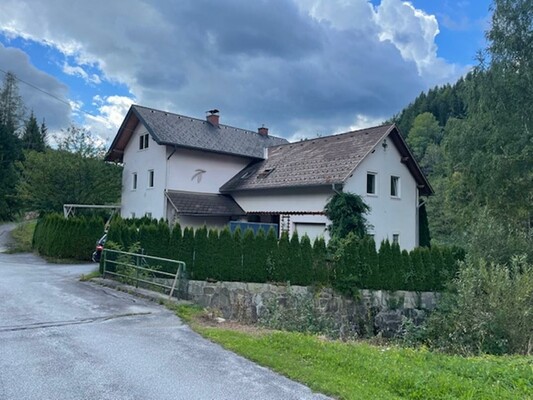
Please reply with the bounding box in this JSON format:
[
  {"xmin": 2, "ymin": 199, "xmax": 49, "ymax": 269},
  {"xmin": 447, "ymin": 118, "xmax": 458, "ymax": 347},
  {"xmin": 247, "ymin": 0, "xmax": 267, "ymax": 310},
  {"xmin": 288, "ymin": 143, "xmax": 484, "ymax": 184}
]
[
  {"xmin": 0, "ymin": 223, "xmax": 16, "ymax": 252},
  {"xmin": 0, "ymin": 252, "xmax": 330, "ymax": 400}
]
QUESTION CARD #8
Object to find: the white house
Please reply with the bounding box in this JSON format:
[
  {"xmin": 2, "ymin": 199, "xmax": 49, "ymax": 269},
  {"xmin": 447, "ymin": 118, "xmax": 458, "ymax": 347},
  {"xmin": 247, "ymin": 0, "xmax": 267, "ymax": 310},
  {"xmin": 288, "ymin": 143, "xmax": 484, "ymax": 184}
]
[{"xmin": 105, "ymin": 105, "xmax": 433, "ymax": 249}]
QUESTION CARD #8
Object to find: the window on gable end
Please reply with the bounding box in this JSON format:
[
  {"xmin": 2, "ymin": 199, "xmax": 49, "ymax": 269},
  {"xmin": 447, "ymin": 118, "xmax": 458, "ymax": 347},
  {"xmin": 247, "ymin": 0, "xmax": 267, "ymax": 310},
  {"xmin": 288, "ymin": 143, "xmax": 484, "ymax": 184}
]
[
  {"xmin": 139, "ymin": 133, "xmax": 149, "ymax": 150},
  {"xmin": 366, "ymin": 172, "xmax": 376, "ymax": 195},
  {"xmin": 391, "ymin": 176, "xmax": 400, "ymax": 197}
]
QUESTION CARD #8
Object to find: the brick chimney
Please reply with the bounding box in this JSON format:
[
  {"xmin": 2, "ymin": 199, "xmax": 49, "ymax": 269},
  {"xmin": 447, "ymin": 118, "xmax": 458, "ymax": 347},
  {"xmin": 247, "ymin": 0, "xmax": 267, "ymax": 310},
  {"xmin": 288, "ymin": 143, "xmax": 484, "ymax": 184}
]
[
  {"xmin": 258, "ymin": 126, "xmax": 269, "ymax": 136},
  {"xmin": 206, "ymin": 109, "xmax": 219, "ymax": 127}
]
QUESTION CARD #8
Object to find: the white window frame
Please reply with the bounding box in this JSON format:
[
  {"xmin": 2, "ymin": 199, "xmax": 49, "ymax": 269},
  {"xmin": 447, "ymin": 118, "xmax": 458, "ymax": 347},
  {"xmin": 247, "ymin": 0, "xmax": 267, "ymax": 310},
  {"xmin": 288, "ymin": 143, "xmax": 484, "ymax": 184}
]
[
  {"xmin": 366, "ymin": 172, "xmax": 377, "ymax": 196},
  {"xmin": 139, "ymin": 133, "xmax": 149, "ymax": 150},
  {"xmin": 132, "ymin": 172, "xmax": 137, "ymax": 190},
  {"xmin": 390, "ymin": 176, "xmax": 400, "ymax": 198},
  {"xmin": 148, "ymin": 169, "xmax": 154, "ymax": 188}
]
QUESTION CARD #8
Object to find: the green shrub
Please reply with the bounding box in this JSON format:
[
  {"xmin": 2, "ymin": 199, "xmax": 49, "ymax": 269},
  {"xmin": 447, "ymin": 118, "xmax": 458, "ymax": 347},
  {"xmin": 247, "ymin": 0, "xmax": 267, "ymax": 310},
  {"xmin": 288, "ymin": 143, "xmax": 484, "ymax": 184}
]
[
  {"xmin": 312, "ymin": 237, "xmax": 329, "ymax": 285},
  {"xmin": 274, "ymin": 232, "xmax": 291, "ymax": 283},
  {"xmin": 423, "ymin": 256, "xmax": 533, "ymax": 355},
  {"xmin": 298, "ymin": 235, "xmax": 313, "ymax": 286},
  {"xmin": 258, "ymin": 289, "xmax": 339, "ymax": 338},
  {"xmin": 32, "ymin": 213, "xmax": 104, "ymax": 261},
  {"xmin": 193, "ymin": 226, "xmax": 209, "ymax": 280}
]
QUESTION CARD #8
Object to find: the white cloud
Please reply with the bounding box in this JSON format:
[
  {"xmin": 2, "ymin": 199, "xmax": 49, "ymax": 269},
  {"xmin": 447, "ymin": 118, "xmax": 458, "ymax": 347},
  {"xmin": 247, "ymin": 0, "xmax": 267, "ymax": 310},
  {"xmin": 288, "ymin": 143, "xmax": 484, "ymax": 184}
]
[
  {"xmin": 373, "ymin": 0, "xmax": 463, "ymax": 83},
  {"xmin": 62, "ymin": 62, "xmax": 101, "ymax": 84},
  {"xmin": 84, "ymin": 95, "xmax": 135, "ymax": 142}
]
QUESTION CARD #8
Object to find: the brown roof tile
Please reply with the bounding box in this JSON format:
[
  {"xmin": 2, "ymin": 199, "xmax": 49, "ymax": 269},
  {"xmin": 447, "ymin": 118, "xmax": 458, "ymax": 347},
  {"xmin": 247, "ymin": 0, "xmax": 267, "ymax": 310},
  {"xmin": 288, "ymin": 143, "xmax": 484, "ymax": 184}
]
[{"xmin": 220, "ymin": 124, "xmax": 395, "ymax": 192}]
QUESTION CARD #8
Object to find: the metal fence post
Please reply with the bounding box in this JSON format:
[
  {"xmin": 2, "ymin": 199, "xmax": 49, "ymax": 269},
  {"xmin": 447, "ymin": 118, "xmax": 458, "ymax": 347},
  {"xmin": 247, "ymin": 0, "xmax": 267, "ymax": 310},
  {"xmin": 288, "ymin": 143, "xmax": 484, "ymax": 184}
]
[{"xmin": 102, "ymin": 250, "xmax": 107, "ymax": 278}]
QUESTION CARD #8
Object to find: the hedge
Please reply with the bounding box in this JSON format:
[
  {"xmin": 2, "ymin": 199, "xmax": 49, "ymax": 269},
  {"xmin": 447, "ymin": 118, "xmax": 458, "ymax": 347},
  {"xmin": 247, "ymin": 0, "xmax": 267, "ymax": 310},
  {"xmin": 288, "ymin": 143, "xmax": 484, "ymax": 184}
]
[
  {"xmin": 33, "ymin": 213, "xmax": 105, "ymax": 261},
  {"xmin": 103, "ymin": 218, "xmax": 465, "ymax": 291}
]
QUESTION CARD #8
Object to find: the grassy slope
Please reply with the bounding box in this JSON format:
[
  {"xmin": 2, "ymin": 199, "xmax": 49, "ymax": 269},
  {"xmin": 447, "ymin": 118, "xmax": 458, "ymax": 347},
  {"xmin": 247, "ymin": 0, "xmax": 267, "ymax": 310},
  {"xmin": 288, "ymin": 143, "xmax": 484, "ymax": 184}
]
[
  {"xmin": 174, "ymin": 307, "xmax": 532, "ymax": 400},
  {"xmin": 7, "ymin": 220, "xmax": 36, "ymax": 253}
]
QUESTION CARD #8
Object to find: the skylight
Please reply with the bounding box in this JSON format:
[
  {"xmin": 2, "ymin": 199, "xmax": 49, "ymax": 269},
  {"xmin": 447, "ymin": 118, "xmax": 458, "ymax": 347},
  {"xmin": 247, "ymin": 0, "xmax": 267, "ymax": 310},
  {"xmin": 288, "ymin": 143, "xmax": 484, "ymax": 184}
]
[{"xmin": 257, "ymin": 168, "xmax": 275, "ymax": 179}]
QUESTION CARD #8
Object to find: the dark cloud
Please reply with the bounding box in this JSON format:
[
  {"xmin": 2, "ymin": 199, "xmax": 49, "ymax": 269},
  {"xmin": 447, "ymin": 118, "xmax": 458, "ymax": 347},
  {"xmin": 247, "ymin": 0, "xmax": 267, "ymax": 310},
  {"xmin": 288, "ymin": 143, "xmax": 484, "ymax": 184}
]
[
  {"xmin": 0, "ymin": 43, "xmax": 71, "ymax": 130},
  {"xmin": 0, "ymin": 0, "xmax": 463, "ymax": 139}
]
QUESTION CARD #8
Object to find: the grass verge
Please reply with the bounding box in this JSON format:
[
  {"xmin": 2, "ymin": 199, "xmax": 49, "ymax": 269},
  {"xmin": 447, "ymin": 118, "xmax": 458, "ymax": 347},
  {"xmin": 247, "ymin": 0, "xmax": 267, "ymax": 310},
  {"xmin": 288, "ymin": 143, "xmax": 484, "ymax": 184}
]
[
  {"xmin": 80, "ymin": 270, "xmax": 101, "ymax": 281},
  {"xmin": 7, "ymin": 220, "xmax": 37, "ymax": 253},
  {"xmin": 172, "ymin": 305, "xmax": 533, "ymax": 400}
]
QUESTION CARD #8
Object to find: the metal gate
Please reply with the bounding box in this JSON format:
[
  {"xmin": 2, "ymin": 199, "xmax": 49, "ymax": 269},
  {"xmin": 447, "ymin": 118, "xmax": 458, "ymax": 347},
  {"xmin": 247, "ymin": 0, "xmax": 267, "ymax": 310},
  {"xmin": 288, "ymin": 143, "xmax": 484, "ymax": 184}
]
[{"xmin": 102, "ymin": 249, "xmax": 188, "ymax": 300}]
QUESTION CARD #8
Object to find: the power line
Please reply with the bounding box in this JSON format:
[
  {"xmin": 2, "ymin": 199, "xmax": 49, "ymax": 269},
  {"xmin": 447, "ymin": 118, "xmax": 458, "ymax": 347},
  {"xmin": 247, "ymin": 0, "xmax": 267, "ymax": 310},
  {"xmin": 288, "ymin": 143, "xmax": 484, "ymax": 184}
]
[{"xmin": 0, "ymin": 67, "xmax": 100, "ymax": 119}]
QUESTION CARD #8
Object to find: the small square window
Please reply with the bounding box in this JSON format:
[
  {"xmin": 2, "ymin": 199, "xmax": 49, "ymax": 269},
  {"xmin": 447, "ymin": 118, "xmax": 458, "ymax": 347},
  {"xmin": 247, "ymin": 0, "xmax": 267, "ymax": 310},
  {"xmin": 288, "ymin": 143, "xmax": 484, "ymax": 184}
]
[
  {"xmin": 145, "ymin": 212, "xmax": 152, "ymax": 219},
  {"xmin": 130, "ymin": 212, "xmax": 136, "ymax": 219},
  {"xmin": 391, "ymin": 176, "xmax": 400, "ymax": 197},
  {"xmin": 132, "ymin": 173, "xmax": 137, "ymax": 190},
  {"xmin": 148, "ymin": 170, "xmax": 154, "ymax": 188},
  {"xmin": 367, "ymin": 173, "xmax": 376, "ymax": 195},
  {"xmin": 257, "ymin": 168, "xmax": 275, "ymax": 179},
  {"xmin": 392, "ymin": 233, "xmax": 400, "ymax": 245}
]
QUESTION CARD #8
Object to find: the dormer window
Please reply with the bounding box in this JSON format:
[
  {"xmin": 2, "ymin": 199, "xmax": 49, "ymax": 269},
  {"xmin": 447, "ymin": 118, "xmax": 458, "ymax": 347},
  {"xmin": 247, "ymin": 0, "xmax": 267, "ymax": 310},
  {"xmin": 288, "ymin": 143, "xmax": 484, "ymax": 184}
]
[
  {"xmin": 257, "ymin": 168, "xmax": 275, "ymax": 179},
  {"xmin": 139, "ymin": 133, "xmax": 149, "ymax": 150}
]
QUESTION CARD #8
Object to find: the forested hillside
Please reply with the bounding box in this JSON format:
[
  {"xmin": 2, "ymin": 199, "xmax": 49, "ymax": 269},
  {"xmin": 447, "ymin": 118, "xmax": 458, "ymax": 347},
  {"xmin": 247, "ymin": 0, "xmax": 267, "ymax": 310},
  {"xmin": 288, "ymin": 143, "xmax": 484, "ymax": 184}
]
[{"xmin": 392, "ymin": 0, "xmax": 532, "ymax": 262}]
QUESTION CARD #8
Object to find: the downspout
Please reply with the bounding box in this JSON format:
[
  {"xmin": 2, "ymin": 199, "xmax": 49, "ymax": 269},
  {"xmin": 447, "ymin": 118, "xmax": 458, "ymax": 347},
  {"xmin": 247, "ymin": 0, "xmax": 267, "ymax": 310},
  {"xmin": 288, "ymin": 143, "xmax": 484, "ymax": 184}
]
[
  {"xmin": 331, "ymin": 183, "xmax": 342, "ymax": 194},
  {"xmin": 165, "ymin": 146, "xmax": 178, "ymax": 223}
]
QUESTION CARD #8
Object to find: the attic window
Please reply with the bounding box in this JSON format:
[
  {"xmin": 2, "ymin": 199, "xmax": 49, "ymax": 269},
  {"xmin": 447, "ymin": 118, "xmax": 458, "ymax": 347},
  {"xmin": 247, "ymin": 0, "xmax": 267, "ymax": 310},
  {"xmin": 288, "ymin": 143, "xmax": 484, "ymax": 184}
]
[
  {"xmin": 139, "ymin": 133, "xmax": 149, "ymax": 150},
  {"xmin": 257, "ymin": 168, "xmax": 275, "ymax": 179}
]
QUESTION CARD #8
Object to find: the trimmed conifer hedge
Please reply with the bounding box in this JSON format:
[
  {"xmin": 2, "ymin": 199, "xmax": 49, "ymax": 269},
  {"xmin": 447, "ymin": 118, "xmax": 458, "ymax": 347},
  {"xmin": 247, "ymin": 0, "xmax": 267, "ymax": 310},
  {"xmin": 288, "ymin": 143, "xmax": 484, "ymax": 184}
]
[
  {"xmin": 104, "ymin": 218, "xmax": 464, "ymax": 291},
  {"xmin": 33, "ymin": 213, "xmax": 105, "ymax": 260}
]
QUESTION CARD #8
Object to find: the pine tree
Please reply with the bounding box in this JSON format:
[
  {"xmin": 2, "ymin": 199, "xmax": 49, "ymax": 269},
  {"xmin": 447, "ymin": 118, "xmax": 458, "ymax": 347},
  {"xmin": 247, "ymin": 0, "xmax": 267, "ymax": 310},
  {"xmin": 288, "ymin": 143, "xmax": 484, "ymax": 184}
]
[
  {"xmin": 0, "ymin": 72, "xmax": 24, "ymax": 220},
  {"xmin": 21, "ymin": 111, "xmax": 45, "ymax": 152},
  {"xmin": 0, "ymin": 71, "xmax": 25, "ymax": 129},
  {"xmin": 0, "ymin": 123, "xmax": 23, "ymax": 219},
  {"xmin": 40, "ymin": 119, "xmax": 48, "ymax": 149}
]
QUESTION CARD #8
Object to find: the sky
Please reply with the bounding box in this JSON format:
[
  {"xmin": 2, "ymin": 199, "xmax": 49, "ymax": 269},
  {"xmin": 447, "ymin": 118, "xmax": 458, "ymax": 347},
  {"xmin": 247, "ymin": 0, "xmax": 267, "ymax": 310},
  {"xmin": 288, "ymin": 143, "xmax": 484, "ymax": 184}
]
[{"xmin": 0, "ymin": 0, "xmax": 492, "ymax": 144}]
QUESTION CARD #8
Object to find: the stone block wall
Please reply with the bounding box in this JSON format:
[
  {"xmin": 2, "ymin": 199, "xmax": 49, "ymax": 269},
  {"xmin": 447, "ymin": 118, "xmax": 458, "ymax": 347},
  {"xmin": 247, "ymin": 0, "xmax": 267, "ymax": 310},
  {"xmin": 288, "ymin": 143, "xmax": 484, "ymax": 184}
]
[{"xmin": 187, "ymin": 280, "xmax": 439, "ymax": 337}]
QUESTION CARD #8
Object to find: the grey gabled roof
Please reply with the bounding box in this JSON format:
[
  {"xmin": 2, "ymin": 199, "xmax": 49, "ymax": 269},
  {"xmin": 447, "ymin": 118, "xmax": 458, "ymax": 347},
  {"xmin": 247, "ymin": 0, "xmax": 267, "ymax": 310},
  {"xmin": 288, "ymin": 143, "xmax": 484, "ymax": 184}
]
[
  {"xmin": 220, "ymin": 124, "xmax": 433, "ymax": 196},
  {"xmin": 165, "ymin": 190, "xmax": 245, "ymax": 216},
  {"xmin": 105, "ymin": 105, "xmax": 288, "ymax": 161}
]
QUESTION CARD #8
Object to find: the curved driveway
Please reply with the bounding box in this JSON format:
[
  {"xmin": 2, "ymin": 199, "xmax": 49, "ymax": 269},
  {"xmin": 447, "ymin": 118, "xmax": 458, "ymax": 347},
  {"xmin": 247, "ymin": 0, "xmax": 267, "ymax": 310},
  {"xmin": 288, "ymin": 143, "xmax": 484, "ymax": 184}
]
[{"xmin": 0, "ymin": 252, "xmax": 329, "ymax": 400}]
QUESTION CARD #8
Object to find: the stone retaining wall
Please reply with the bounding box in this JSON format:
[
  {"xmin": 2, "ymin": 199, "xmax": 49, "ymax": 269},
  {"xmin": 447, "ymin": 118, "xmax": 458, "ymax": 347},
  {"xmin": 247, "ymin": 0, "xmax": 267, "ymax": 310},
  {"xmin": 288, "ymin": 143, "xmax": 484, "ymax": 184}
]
[{"xmin": 187, "ymin": 280, "xmax": 439, "ymax": 337}]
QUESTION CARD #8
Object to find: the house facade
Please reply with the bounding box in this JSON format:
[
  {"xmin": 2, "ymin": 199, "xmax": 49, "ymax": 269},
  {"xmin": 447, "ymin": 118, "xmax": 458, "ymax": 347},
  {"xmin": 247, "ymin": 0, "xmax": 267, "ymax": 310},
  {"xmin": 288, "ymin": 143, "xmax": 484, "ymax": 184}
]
[{"xmin": 106, "ymin": 105, "xmax": 432, "ymax": 250}]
